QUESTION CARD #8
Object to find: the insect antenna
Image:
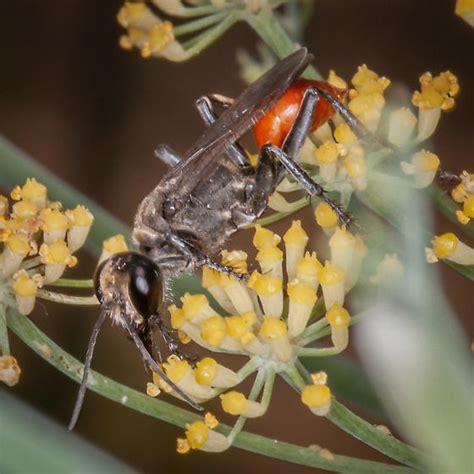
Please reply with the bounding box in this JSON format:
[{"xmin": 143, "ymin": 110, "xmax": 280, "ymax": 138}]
[
  {"xmin": 68, "ymin": 309, "xmax": 107, "ymax": 430},
  {"xmin": 122, "ymin": 316, "xmax": 203, "ymax": 412}
]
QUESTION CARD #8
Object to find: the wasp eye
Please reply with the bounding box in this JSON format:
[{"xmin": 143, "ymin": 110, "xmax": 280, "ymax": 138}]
[{"xmin": 128, "ymin": 255, "xmax": 162, "ymax": 318}]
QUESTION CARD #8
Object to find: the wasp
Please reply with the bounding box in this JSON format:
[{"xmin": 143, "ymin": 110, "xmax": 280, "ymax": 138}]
[{"xmin": 70, "ymin": 48, "xmax": 371, "ymax": 429}]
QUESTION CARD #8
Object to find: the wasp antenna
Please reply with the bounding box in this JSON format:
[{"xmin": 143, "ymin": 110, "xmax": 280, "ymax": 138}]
[
  {"xmin": 68, "ymin": 310, "xmax": 107, "ymax": 430},
  {"xmin": 123, "ymin": 317, "xmax": 203, "ymax": 412}
]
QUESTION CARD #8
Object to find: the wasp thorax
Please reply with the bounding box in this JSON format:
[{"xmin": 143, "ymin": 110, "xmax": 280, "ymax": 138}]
[{"xmin": 95, "ymin": 252, "xmax": 162, "ymax": 327}]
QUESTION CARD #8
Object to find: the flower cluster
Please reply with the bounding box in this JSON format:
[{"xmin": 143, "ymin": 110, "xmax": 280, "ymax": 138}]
[
  {"xmin": 116, "ymin": 1, "xmax": 274, "ymax": 62},
  {"xmin": 145, "ymin": 219, "xmax": 368, "ymax": 454},
  {"xmin": 450, "ymin": 171, "xmax": 474, "ymax": 225},
  {"xmin": 0, "ymin": 179, "xmax": 94, "ymax": 386}
]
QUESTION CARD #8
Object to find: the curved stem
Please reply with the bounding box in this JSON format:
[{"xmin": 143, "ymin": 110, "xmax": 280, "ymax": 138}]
[
  {"xmin": 36, "ymin": 290, "xmax": 98, "ymax": 306},
  {"xmin": 5, "ymin": 310, "xmax": 413, "ymax": 473},
  {"xmin": 0, "ymin": 304, "xmax": 10, "ymax": 355},
  {"xmin": 173, "ymin": 11, "xmax": 228, "ymax": 37}
]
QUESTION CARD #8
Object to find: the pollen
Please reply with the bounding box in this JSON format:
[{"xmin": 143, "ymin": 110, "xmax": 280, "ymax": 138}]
[
  {"xmin": 314, "ymin": 202, "xmax": 338, "ymax": 229},
  {"xmin": 432, "ymin": 233, "xmax": 458, "ymax": 259},
  {"xmin": 201, "ymin": 315, "xmax": 226, "ymax": 347},
  {"xmin": 326, "ymin": 304, "xmax": 351, "ymax": 328},
  {"xmin": 220, "ymin": 391, "xmax": 247, "ymax": 416},
  {"xmin": 194, "ymin": 357, "xmax": 218, "ymax": 385}
]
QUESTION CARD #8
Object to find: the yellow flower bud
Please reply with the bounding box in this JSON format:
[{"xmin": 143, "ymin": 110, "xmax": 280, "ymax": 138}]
[
  {"xmin": 194, "ymin": 358, "xmax": 218, "ymax": 385},
  {"xmin": 200, "ymin": 316, "xmax": 226, "ymax": 348},
  {"xmin": 326, "ymin": 304, "xmax": 351, "ymax": 328},
  {"xmin": 253, "ymin": 225, "xmax": 281, "ymax": 249},
  {"xmin": 432, "ymin": 233, "xmax": 458, "ymax": 259},
  {"xmin": 314, "ymin": 202, "xmax": 338, "ymax": 231},
  {"xmin": 334, "ymin": 123, "xmax": 358, "ymax": 145},
  {"xmin": 0, "ymin": 356, "xmax": 21, "ymax": 387},
  {"xmin": 301, "ymin": 384, "xmax": 331, "ymax": 416}
]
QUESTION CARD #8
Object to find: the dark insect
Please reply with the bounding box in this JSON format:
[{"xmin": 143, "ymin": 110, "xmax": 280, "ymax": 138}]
[{"xmin": 70, "ymin": 47, "xmax": 372, "ymax": 429}]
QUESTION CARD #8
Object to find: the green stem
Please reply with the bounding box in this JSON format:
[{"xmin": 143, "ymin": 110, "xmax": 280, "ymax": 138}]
[
  {"xmin": 0, "ymin": 304, "xmax": 10, "ymax": 355},
  {"xmin": 5, "ymin": 311, "xmax": 411, "ymax": 473},
  {"xmin": 46, "ymin": 278, "xmax": 94, "ymax": 289},
  {"xmin": 297, "ymin": 345, "xmax": 342, "ymax": 357},
  {"xmin": 295, "ymin": 362, "xmax": 425, "ymax": 469},
  {"xmin": 227, "ymin": 368, "xmax": 266, "ymax": 444},
  {"xmin": 169, "ymin": 5, "xmax": 219, "ymax": 18},
  {"xmin": 260, "ymin": 368, "xmax": 275, "ymax": 409},
  {"xmin": 0, "ymin": 136, "xmax": 131, "ymax": 257},
  {"xmin": 36, "ymin": 290, "xmax": 98, "ymax": 306},
  {"xmin": 244, "ymin": 7, "xmax": 322, "ymax": 80},
  {"xmin": 300, "ymin": 316, "xmax": 329, "ymax": 342},
  {"xmin": 173, "ymin": 12, "xmax": 228, "ymax": 37},
  {"xmin": 184, "ymin": 14, "xmax": 238, "ymax": 56},
  {"xmin": 430, "ymin": 184, "xmax": 474, "ymax": 239}
]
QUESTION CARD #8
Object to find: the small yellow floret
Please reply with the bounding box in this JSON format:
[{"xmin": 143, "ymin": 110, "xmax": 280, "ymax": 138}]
[
  {"xmin": 334, "ymin": 123, "xmax": 358, "ymax": 145},
  {"xmin": 296, "ymin": 252, "xmax": 323, "ymax": 277},
  {"xmin": 314, "ymin": 202, "xmax": 338, "ymax": 228},
  {"xmin": 116, "ymin": 2, "xmax": 148, "ymax": 28},
  {"xmin": 201, "ymin": 316, "xmax": 226, "ymax": 347},
  {"xmin": 0, "ymin": 356, "xmax": 21, "ymax": 387},
  {"xmin": 169, "ymin": 304, "xmax": 186, "ymax": 329},
  {"xmin": 12, "ymin": 200, "xmax": 38, "ymax": 219},
  {"xmin": 103, "ymin": 234, "xmax": 128, "ymax": 253},
  {"xmin": 221, "ymin": 249, "xmax": 248, "ymax": 275},
  {"xmin": 256, "ymin": 245, "xmax": 283, "ymax": 265},
  {"xmin": 204, "ymin": 412, "xmax": 219, "ymax": 429},
  {"xmin": 247, "ymin": 272, "xmax": 282, "ymax": 296},
  {"xmin": 463, "ymin": 196, "xmax": 474, "ymax": 218},
  {"xmin": 412, "ymin": 150, "xmax": 440, "ymax": 172},
  {"xmin": 226, "ymin": 312, "xmax": 256, "ymax": 340},
  {"xmin": 432, "ymin": 233, "xmax": 459, "ymax": 259},
  {"xmin": 143, "ymin": 21, "xmax": 174, "ymax": 58},
  {"xmin": 41, "ymin": 208, "xmax": 68, "ymax": 231},
  {"xmin": 326, "ymin": 304, "xmax": 351, "ymax": 328},
  {"xmin": 455, "ymin": 0, "xmax": 474, "ymax": 25},
  {"xmin": 327, "ymin": 70, "xmax": 347, "ymax": 90},
  {"xmin": 253, "ymin": 225, "xmax": 281, "ymax": 249},
  {"xmin": 202, "ymin": 266, "xmax": 221, "ymax": 288},
  {"xmin": 163, "ymin": 357, "xmax": 191, "ymax": 384},
  {"xmin": 6, "ymin": 234, "xmax": 30, "ymax": 256},
  {"xmin": 185, "ymin": 421, "xmax": 208, "ymax": 449},
  {"xmin": 287, "ymin": 280, "xmax": 317, "ymax": 306},
  {"xmin": 11, "ymin": 178, "xmax": 46, "ymax": 203},
  {"xmin": 39, "ymin": 240, "xmax": 77, "ymax": 266},
  {"xmin": 194, "ymin": 357, "xmax": 218, "ymax": 385},
  {"xmin": 301, "ymin": 384, "xmax": 331, "ymax": 408},
  {"xmin": 66, "ymin": 205, "xmax": 94, "ymax": 226},
  {"xmin": 351, "ymin": 64, "xmax": 390, "ymax": 95},
  {"xmin": 220, "ymin": 391, "xmax": 247, "ymax": 416},
  {"xmin": 311, "ymin": 371, "xmax": 328, "ymax": 385},
  {"xmin": 13, "ymin": 271, "xmax": 41, "ymax": 297},
  {"xmin": 259, "ymin": 316, "xmax": 287, "ymax": 339},
  {"xmin": 314, "ymin": 141, "xmax": 339, "ymax": 164},
  {"xmin": 0, "ymin": 195, "xmax": 8, "ymax": 216},
  {"xmin": 319, "ymin": 263, "xmax": 345, "ymax": 285},
  {"xmin": 283, "ymin": 220, "xmax": 308, "ymax": 246},
  {"xmin": 176, "ymin": 438, "xmax": 190, "ymax": 454}
]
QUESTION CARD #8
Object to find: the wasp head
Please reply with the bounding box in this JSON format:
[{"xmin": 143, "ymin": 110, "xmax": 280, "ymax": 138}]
[{"xmin": 94, "ymin": 252, "xmax": 163, "ymax": 330}]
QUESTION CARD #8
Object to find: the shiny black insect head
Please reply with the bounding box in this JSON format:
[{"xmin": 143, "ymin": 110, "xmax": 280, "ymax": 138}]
[{"xmin": 69, "ymin": 252, "xmax": 202, "ymax": 431}]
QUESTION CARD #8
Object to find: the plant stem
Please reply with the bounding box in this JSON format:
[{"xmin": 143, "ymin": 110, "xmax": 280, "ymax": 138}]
[
  {"xmin": 227, "ymin": 368, "xmax": 266, "ymax": 444},
  {"xmin": 46, "ymin": 278, "xmax": 94, "ymax": 289},
  {"xmin": 244, "ymin": 8, "xmax": 322, "ymax": 80},
  {"xmin": 6, "ymin": 310, "xmax": 412, "ymax": 473},
  {"xmin": 173, "ymin": 12, "xmax": 228, "ymax": 37},
  {"xmin": 0, "ymin": 304, "xmax": 10, "ymax": 355},
  {"xmin": 36, "ymin": 290, "xmax": 98, "ymax": 306},
  {"xmin": 430, "ymin": 184, "xmax": 474, "ymax": 239}
]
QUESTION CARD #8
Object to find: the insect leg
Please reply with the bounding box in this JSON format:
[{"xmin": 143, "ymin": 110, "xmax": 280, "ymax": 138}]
[
  {"xmin": 123, "ymin": 316, "xmax": 203, "ymax": 411},
  {"xmin": 68, "ymin": 310, "xmax": 107, "ymax": 430},
  {"xmin": 167, "ymin": 233, "xmax": 248, "ymax": 282},
  {"xmin": 207, "ymin": 93, "xmax": 234, "ymax": 108},
  {"xmin": 154, "ymin": 144, "xmax": 182, "ymax": 167},
  {"xmin": 315, "ymin": 88, "xmax": 396, "ymax": 150},
  {"xmin": 195, "ymin": 96, "xmax": 250, "ymax": 169},
  {"xmin": 262, "ymin": 143, "xmax": 353, "ymax": 227}
]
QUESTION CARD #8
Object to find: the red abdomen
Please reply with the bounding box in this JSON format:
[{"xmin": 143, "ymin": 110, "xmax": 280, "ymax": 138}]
[{"xmin": 253, "ymin": 79, "xmax": 345, "ymax": 149}]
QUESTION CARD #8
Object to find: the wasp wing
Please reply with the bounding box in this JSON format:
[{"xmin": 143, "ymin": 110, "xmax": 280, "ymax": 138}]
[{"xmin": 165, "ymin": 48, "xmax": 312, "ymax": 191}]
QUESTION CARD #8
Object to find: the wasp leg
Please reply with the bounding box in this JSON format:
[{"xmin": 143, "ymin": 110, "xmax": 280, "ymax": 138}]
[
  {"xmin": 262, "ymin": 143, "xmax": 353, "ymax": 227},
  {"xmin": 315, "ymin": 88, "xmax": 396, "ymax": 151},
  {"xmin": 195, "ymin": 96, "xmax": 250, "ymax": 169},
  {"xmin": 167, "ymin": 232, "xmax": 248, "ymax": 282},
  {"xmin": 154, "ymin": 144, "xmax": 182, "ymax": 167},
  {"xmin": 207, "ymin": 93, "xmax": 234, "ymax": 108},
  {"xmin": 144, "ymin": 315, "xmax": 163, "ymax": 364}
]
